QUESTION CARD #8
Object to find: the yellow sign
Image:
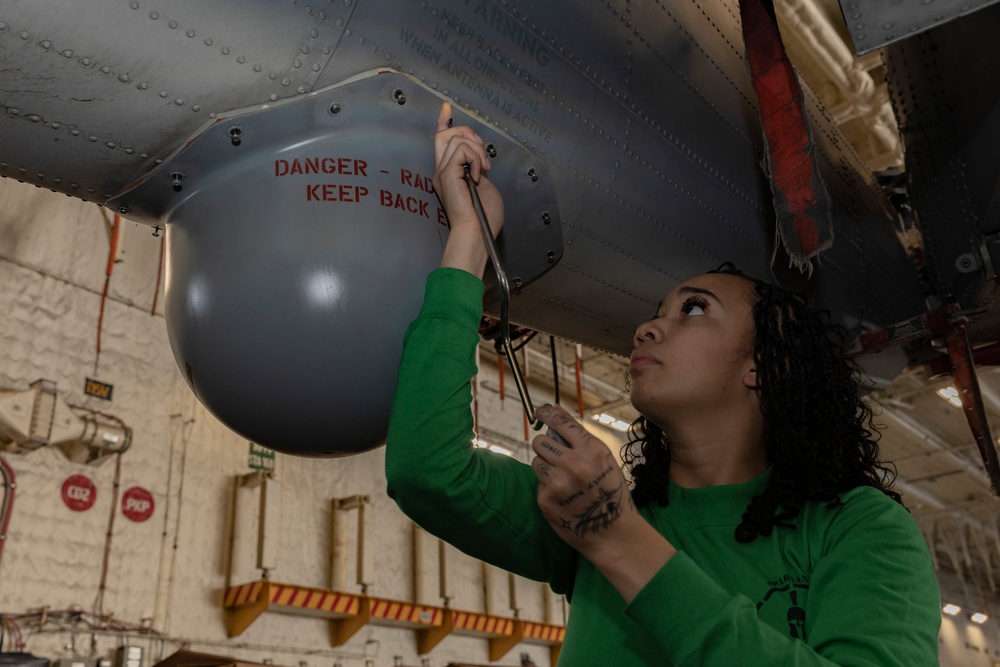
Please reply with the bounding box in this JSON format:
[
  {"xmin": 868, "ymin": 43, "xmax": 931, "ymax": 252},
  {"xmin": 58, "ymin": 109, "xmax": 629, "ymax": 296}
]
[{"xmin": 84, "ymin": 378, "xmax": 114, "ymax": 401}]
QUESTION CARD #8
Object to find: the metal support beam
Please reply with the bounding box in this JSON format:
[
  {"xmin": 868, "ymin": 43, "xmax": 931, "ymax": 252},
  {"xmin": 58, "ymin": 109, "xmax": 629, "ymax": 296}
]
[{"xmin": 945, "ymin": 325, "xmax": 1000, "ymax": 493}]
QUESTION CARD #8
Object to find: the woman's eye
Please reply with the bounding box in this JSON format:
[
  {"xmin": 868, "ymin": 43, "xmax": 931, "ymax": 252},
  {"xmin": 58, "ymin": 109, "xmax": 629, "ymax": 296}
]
[{"xmin": 681, "ymin": 298, "xmax": 708, "ymax": 316}]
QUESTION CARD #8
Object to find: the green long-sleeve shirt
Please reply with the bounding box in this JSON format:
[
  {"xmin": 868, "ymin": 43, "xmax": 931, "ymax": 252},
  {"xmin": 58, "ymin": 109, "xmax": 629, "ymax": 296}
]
[{"xmin": 386, "ymin": 268, "xmax": 941, "ymax": 666}]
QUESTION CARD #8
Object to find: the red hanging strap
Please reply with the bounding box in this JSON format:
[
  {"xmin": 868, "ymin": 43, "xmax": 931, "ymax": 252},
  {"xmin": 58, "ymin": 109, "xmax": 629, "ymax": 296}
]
[{"xmin": 740, "ymin": 0, "xmax": 833, "ymax": 272}]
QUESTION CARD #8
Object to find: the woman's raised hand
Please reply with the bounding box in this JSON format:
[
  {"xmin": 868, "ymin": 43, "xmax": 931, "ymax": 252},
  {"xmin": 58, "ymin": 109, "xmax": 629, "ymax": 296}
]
[{"xmin": 433, "ymin": 102, "xmax": 505, "ymax": 277}]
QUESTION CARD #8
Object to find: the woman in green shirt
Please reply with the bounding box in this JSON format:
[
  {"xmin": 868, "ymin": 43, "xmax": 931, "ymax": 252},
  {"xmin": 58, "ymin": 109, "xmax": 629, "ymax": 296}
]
[{"xmin": 385, "ymin": 103, "xmax": 940, "ymax": 665}]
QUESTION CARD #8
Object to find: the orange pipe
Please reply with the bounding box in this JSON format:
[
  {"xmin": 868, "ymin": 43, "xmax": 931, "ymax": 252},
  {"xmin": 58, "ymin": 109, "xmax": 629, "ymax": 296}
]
[{"xmin": 96, "ymin": 214, "xmax": 121, "ymax": 356}]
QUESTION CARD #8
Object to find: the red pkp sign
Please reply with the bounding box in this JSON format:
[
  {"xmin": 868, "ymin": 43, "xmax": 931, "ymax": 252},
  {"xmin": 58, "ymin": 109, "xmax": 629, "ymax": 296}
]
[{"xmin": 121, "ymin": 486, "xmax": 154, "ymax": 522}]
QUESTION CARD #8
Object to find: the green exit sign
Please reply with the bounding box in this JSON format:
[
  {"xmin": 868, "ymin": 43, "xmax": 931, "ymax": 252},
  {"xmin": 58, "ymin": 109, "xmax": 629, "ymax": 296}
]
[{"xmin": 248, "ymin": 442, "xmax": 275, "ymax": 471}]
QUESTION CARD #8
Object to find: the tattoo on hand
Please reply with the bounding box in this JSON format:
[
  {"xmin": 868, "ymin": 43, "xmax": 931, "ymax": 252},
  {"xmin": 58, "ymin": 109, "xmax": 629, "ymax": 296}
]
[
  {"xmin": 558, "ymin": 490, "xmax": 583, "ymax": 507},
  {"xmin": 586, "ymin": 464, "xmax": 615, "ymax": 490},
  {"xmin": 537, "ymin": 462, "xmax": 552, "ymax": 478},
  {"xmin": 560, "ymin": 518, "xmax": 572, "ymax": 531},
  {"xmin": 541, "ymin": 441, "xmax": 563, "ymax": 457},
  {"xmin": 551, "ymin": 413, "xmax": 587, "ymax": 438},
  {"xmin": 572, "ymin": 483, "xmax": 625, "ymax": 538}
]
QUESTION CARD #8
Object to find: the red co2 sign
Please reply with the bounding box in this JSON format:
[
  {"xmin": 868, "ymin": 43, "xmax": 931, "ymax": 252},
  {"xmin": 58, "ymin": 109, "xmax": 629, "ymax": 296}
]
[
  {"xmin": 121, "ymin": 486, "xmax": 155, "ymax": 522},
  {"xmin": 61, "ymin": 475, "xmax": 97, "ymax": 512}
]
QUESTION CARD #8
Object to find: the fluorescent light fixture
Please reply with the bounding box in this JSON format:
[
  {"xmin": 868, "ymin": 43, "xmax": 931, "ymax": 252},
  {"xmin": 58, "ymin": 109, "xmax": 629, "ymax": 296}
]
[
  {"xmin": 937, "ymin": 386, "xmax": 963, "ymax": 408},
  {"xmin": 970, "ymin": 612, "xmax": 989, "ymax": 624},
  {"xmin": 591, "ymin": 413, "xmax": 631, "ymax": 432},
  {"xmin": 942, "ymin": 603, "xmax": 961, "ymax": 616}
]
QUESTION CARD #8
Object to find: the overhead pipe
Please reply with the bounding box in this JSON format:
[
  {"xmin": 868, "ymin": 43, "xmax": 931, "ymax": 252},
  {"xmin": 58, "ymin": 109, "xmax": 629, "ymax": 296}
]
[
  {"xmin": 926, "ymin": 523, "xmax": 940, "ymax": 572},
  {"xmin": 969, "ymin": 526, "xmax": 996, "ymax": 593},
  {"xmin": 880, "ymin": 407, "xmax": 993, "ymax": 489},
  {"xmin": 894, "ymin": 477, "xmax": 993, "ymax": 551},
  {"xmin": 775, "ymin": 0, "xmax": 901, "ymax": 167},
  {"xmin": 938, "ymin": 534, "xmax": 971, "ymax": 602}
]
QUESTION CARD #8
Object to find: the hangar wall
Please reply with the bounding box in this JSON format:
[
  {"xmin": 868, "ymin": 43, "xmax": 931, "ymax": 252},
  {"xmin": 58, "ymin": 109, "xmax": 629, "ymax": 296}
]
[{"xmin": 0, "ymin": 177, "xmax": 585, "ymax": 667}]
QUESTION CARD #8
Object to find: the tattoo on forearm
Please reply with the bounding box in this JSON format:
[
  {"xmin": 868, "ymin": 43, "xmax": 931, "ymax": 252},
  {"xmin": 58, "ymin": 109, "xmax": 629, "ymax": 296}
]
[
  {"xmin": 558, "ymin": 490, "xmax": 583, "ymax": 506},
  {"xmin": 586, "ymin": 464, "xmax": 615, "ymax": 490},
  {"xmin": 572, "ymin": 483, "xmax": 625, "ymax": 538}
]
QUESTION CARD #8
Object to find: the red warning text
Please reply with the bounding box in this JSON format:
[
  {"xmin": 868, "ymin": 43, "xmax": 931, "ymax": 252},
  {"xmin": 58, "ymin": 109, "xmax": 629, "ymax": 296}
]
[
  {"xmin": 306, "ymin": 184, "xmax": 370, "ymax": 202},
  {"xmin": 275, "ymin": 157, "xmax": 369, "ymax": 177},
  {"xmin": 400, "ymin": 169, "xmax": 434, "ymax": 193},
  {"xmin": 380, "ymin": 189, "xmax": 430, "ymax": 218}
]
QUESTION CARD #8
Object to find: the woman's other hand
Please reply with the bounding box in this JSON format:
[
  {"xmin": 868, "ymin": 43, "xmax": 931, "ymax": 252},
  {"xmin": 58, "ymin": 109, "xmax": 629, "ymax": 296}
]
[
  {"xmin": 531, "ymin": 404, "xmax": 676, "ymax": 602},
  {"xmin": 531, "ymin": 405, "xmax": 638, "ymax": 549}
]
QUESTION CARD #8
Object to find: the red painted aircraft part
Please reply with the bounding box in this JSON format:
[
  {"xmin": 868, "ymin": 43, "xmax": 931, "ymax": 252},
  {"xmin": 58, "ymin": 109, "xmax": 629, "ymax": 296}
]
[{"xmin": 740, "ymin": 0, "xmax": 833, "ymax": 269}]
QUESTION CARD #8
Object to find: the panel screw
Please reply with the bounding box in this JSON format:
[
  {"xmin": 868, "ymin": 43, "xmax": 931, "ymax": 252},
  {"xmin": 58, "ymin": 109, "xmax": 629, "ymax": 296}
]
[
  {"xmin": 526, "ymin": 168, "xmax": 539, "ymax": 182},
  {"xmin": 228, "ymin": 126, "xmax": 243, "ymax": 146},
  {"xmin": 486, "ymin": 143, "xmax": 497, "ymax": 158},
  {"xmin": 540, "ymin": 211, "xmax": 551, "ymax": 225},
  {"xmin": 329, "ymin": 102, "xmax": 342, "ymax": 115},
  {"xmin": 546, "ymin": 250, "xmax": 556, "ymax": 263},
  {"xmin": 169, "ymin": 172, "xmax": 185, "ymax": 191},
  {"xmin": 392, "ymin": 88, "xmax": 406, "ymax": 105},
  {"xmin": 513, "ymin": 277, "xmax": 523, "ymax": 288}
]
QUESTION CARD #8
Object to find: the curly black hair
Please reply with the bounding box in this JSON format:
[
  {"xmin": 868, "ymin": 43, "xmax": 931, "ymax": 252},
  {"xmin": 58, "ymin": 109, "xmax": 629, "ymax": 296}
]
[{"xmin": 621, "ymin": 263, "xmax": 901, "ymax": 543}]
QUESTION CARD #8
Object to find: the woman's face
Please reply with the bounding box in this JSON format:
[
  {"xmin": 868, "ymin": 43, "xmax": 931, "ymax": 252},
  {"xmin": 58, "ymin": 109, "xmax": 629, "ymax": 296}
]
[{"xmin": 629, "ymin": 272, "xmax": 758, "ymax": 427}]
